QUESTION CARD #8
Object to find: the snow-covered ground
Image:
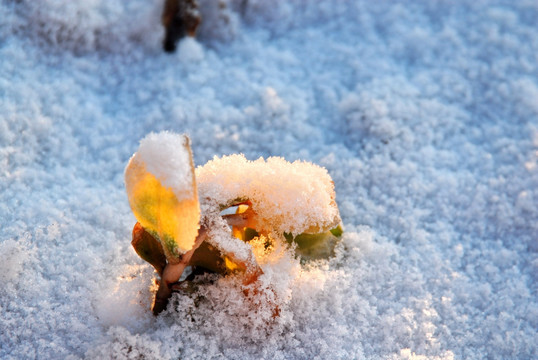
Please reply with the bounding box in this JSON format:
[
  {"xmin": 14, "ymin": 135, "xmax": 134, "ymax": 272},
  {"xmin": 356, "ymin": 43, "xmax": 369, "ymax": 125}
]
[{"xmin": 1, "ymin": 0, "xmax": 537, "ymax": 358}]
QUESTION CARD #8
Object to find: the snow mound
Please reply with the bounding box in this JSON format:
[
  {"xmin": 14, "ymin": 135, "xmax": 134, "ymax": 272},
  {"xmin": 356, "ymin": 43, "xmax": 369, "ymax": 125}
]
[{"xmin": 196, "ymin": 154, "xmax": 341, "ymax": 236}]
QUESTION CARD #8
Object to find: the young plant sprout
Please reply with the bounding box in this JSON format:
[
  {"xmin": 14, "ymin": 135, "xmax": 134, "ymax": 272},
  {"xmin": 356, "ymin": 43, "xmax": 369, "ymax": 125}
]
[{"xmin": 125, "ymin": 132, "xmax": 343, "ymax": 315}]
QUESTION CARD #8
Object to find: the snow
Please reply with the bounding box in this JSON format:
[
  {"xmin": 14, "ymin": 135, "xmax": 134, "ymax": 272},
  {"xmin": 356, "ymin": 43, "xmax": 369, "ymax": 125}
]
[
  {"xmin": 196, "ymin": 154, "xmax": 341, "ymax": 235},
  {"xmin": 1, "ymin": 0, "xmax": 537, "ymax": 359},
  {"xmin": 130, "ymin": 131, "xmax": 195, "ymax": 202}
]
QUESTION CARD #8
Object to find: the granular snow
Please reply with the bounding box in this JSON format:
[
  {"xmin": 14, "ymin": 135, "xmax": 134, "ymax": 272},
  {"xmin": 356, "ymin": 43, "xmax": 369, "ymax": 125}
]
[{"xmin": 1, "ymin": 0, "xmax": 537, "ymax": 359}]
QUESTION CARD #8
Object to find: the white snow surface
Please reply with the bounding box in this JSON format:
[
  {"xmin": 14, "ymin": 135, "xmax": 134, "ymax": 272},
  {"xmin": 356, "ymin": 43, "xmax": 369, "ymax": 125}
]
[{"xmin": 1, "ymin": 0, "xmax": 537, "ymax": 359}]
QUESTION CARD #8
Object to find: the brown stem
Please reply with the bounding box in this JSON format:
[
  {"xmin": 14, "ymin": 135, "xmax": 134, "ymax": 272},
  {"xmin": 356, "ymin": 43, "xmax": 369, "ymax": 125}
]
[
  {"xmin": 152, "ymin": 227, "xmax": 207, "ymax": 315},
  {"xmin": 151, "ymin": 213, "xmax": 263, "ymax": 315}
]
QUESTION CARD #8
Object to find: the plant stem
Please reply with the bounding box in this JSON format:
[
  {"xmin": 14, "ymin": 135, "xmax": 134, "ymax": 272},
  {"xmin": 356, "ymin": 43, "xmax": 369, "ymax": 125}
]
[
  {"xmin": 152, "ymin": 227, "xmax": 207, "ymax": 315},
  {"xmin": 151, "ymin": 213, "xmax": 261, "ymax": 315}
]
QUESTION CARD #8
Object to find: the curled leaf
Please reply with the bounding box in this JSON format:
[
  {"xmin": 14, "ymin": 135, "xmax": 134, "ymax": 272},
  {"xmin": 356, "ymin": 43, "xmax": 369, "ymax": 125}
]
[{"xmin": 131, "ymin": 222, "xmax": 167, "ymax": 277}]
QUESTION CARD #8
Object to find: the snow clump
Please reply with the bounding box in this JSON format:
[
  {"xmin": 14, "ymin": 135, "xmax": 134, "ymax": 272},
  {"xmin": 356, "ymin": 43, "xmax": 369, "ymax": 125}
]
[
  {"xmin": 131, "ymin": 131, "xmax": 196, "ymax": 202},
  {"xmin": 196, "ymin": 154, "xmax": 341, "ymax": 236}
]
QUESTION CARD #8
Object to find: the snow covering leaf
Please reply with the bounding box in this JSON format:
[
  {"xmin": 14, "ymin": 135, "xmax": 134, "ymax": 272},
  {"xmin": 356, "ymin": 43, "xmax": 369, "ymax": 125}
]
[
  {"xmin": 125, "ymin": 132, "xmax": 200, "ymax": 261},
  {"xmin": 197, "ymin": 154, "xmax": 342, "ymax": 236}
]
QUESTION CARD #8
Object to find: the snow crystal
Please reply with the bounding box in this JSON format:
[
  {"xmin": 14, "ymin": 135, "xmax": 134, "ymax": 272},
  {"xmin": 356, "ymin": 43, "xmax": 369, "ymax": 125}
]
[
  {"xmin": 10, "ymin": 0, "xmax": 163, "ymax": 53},
  {"xmin": 1, "ymin": 0, "xmax": 537, "ymax": 359},
  {"xmin": 133, "ymin": 131, "xmax": 196, "ymax": 201},
  {"xmin": 176, "ymin": 37, "xmax": 205, "ymax": 63},
  {"xmin": 203, "ymin": 214, "xmax": 257, "ymax": 267},
  {"xmin": 0, "ymin": 238, "xmax": 33, "ymax": 284}
]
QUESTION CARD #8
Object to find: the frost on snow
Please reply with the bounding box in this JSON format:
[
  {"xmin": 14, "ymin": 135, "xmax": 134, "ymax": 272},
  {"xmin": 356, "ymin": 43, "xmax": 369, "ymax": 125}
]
[{"xmin": 1, "ymin": 0, "xmax": 538, "ymax": 359}]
